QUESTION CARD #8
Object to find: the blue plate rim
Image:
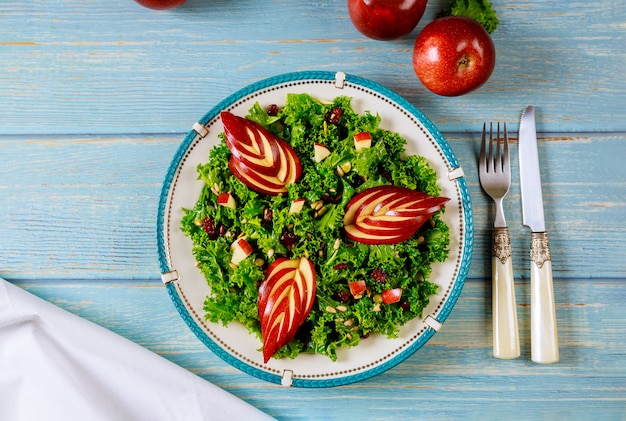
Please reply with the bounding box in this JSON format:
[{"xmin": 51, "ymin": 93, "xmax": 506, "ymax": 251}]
[{"xmin": 156, "ymin": 70, "xmax": 473, "ymax": 388}]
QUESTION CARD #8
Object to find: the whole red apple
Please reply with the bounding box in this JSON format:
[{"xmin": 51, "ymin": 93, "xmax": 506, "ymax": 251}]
[
  {"xmin": 348, "ymin": 0, "xmax": 428, "ymax": 41},
  {"xmin": 134, "ymin": 0, "xmax": 186, "ymax": 10},
  {"xmin": 412, "ymin": 16, "xmax": 496, "ymax": 96}
]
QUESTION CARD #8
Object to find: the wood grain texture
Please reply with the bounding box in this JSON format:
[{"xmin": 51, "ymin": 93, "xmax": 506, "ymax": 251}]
[
  {"xmin": 12, "ymin": 278, "xmax": 626, "ymax": 421},
  {"xmin": 1, "ymin": 1, "xmax": 625, "ymax": 135},
  {"xmin": 1, "ymin": 133, "xmax": 624, "ymax": 280},
  {"xmin": 2, "ymin": 0, "xmax": 626, "ymax": 419}
]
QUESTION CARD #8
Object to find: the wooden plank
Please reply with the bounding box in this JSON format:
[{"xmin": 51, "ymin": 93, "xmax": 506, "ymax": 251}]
[
  {"xmin": 11, "ymin": 278, "xmax": 626, "ymax": 420},
  {"xmin": 1, "ymin": 1, "xmax": 624, "ymax": 135},
  {"xmin": 1, "ymin": 133, "xmax": 625, "ymax": 280}
]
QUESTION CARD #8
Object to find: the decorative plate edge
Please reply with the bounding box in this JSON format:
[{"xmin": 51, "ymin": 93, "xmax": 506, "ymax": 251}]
[{"xmin": 155, "ymin": 70, "xmax": 473, "ymax": 388}]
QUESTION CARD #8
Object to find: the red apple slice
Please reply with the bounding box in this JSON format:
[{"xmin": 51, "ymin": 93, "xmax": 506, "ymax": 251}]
[
  {"xmin": 230, "ymin": 153, "xmax": 300, "ymax": 196},
  {"xmin": 295, "ymin": 257, "xmax": 316, "ymax": 317},
  {"xmin": 258, "ymin": 259, "xmax": 302, "ymax": 336},
  {"xmin": 258, "ymin": 257, "xmax": 317, "ymax": 363},
  {"xmin": 344, "ymin": 185, "xmax": 448, "ymax": 245},
  {"xmin": 221, "ymin": 111, "xmax": 272, "ymax": 161},
  {"xmin": 361, "ymin": 214, "xmax": 429, "ymax": 230},
  {"xmin": 383, "ymin": 196, "xmax": 450, "ymax": 218},
  {"xmin": 344, "ymin": 223, "xmax": 414, "ymax": 245},
  {"xmin": 274, "ymin": 140, "xmax": 290, "ymax": 184},
  {"xmin": 228, "ymin": 157, "xmax": 288, "ymax": 196},
  {"xmin": 372, "ymin": 193, "xmax": 435, "ymax": 217},
  {"xmin": 258, "ymin": 259, "xmax": 298, "ymax": 308},
  {"xmin": 221, "ymin": 111, "xmax": 281, "ymax": 175},
  {"xmin": 353, "ymin": 191, "xmax": 399, "ymax": 223},
  {"xmin": 262, "ymin": 276, "xmax": 304, "ymax": 337},
  {"xmin": 357, "ymin": 217, "xmax": 424, "ymax": 236},
  {"xmin": 371, "ymin": 195, "xmax": 409, "ymax": 216},
  {"xmin": 382, "ymin": 288, "xmax": 402, "ymax": 304},
  {"xmin": 344, "ymin": 187, "xmax": 394, "ymax": 226},
  {"xmin": 280, "ymin": 139, "xmax": 302, "ymax": 184},
  {"xmin": 222, "ymin": 111, "xmax": 302, "ymax": 196}
]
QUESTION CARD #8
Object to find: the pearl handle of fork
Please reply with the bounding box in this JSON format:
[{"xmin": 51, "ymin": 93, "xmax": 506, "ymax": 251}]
[{"xmin": 492, "ymin": 227, "xmax": 520, "ymax": 359}]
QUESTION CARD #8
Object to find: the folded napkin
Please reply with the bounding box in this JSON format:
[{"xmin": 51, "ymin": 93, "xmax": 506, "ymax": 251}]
[{"xmin": 0, "ymin": 278, "xmax": 274, "ymax": 421}]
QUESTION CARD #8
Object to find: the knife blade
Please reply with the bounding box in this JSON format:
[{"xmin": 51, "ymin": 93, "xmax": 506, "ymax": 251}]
[{"xmin": 519, "ymin": 105, "xmax": 559, "ymax": 364}]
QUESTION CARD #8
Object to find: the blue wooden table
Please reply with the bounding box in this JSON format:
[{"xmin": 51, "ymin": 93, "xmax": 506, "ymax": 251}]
[{"xmin": 2, "ymin": 1, "xmax": 625, "ymax": 419}]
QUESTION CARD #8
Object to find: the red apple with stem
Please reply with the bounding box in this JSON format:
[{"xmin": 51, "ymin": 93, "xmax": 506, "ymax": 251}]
[
  {"xmin": 347, "ymin": 0, "xmax": 428, "ymax": 41},
  {"xmin": 413, "ymin": 0, "xmax": 500, "ymax": 96},
  {"xmin": 412, "ymin": 13, "xmax": 497, "ymax": 96}
]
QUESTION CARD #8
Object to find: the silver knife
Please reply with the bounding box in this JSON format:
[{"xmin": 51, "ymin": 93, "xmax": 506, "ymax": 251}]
[{"xmin": 519, "ymin": 105, "xmax": 559, "ymax": 364}]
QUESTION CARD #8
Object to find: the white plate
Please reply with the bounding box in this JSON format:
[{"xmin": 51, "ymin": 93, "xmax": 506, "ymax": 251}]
[{"xmin": 157, "ymin": 71, "xmax": 473, "ymax": 387}]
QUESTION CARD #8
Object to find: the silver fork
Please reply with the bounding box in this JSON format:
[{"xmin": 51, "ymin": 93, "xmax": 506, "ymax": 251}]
[{"xmin": 479, "ymin": 122, "xmax": 520, "ymax": 359}]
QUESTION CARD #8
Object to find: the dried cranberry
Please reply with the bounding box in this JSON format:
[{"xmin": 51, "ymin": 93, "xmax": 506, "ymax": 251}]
[
  {"xmin": 325, "ymin": 107, "xmax": 342, "ymax": 124},
  {"xmin": 370, "ymin": 268, "xmax": 388, "ymax": 284},
  {"xmin": 202, "ymin": 217, "xmax": 219, "ymax": 240},
  {"xmin": 333, "ymin": 263, "xmax": 348, "ymax": 270},
  {"xmin": 279, "ymin": 230, "xmax": 299, "ymax": 247},
  {"xmin": 218, "ymin": 223, "xmax": 227, "ymax": 237},
  {"xmin": 334, "ymin": 291, "xmax": 351, "ymax": 303},
  {"xmin": 266, "ymin": 104, "xmax": 280, "ymax": 116},
  {"xmin": 399, "ymin": 301, "xmax": 411, "ymax": 312},
  {"xmin": 262, "ymin": 208, "xmax": 273, "ymax": 226},
  {"xmin": 351, "ymin": 176, "xmax": 365, "ymax": 188},
  {"xmin": 380, "ymin": 170, "xmax": 392, "ymax": 182}
]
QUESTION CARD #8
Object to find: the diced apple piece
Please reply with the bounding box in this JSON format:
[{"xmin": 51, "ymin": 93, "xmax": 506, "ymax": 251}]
[
  {"xmin": 348, "ymin": 280, "xmax": 367, "ymax": 298},
  {"xmin": 289, "ymin": 198, "xmax": 306, "ymax": 214},
  {"xmin": 382, "ymin": 288, "xmax": 402, "ymax": 304},
  {"xmin": 354, "ymin": 131, "xmax": 372, "ymax": 152},
  {"xmin": 314, "ymin": 142, "xmax": 332, "ymax": 162},
  {"xmin": 217, "ymin": 192, "xmax": 236, "ymax": 210},
  {"xmin": 230, "ymin": 237, "xmax": 253, "ymax": 265}
]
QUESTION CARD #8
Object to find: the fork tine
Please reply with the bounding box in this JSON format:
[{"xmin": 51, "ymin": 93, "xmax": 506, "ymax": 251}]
[
  {"xmin": 496, "ymin": 122, "xmax": 503, "ymax": 173},
  {"xmin": 488, "ymin": 122, "xmax": 494, "ymax": 173},
  {"xmin": 480, "ymin": 122, "xmax": 486, "ymax": 171},
  {"xmin": 503, "ymin": 122, "xmax": 510, "ymax": 173}
]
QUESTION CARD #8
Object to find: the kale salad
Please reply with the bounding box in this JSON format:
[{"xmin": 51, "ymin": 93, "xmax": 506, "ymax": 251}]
[{"xmin": 181, "ymin": 93, "xmax": 450, "ymax": 362}]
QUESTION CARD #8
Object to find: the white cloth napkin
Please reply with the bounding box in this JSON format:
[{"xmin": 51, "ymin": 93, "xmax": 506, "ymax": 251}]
[{"xmin": 0, "ymin": 278, "xmax": 274, "ymax": 421}]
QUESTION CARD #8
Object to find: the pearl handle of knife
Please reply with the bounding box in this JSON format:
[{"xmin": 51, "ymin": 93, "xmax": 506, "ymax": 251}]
[
  {"xmin": 492, "ymin": 228, "xmax": 520, "ymax": 359},
  {"xmin": 530, "ymin": 232, "xmax": 559, "ymax": 364}
]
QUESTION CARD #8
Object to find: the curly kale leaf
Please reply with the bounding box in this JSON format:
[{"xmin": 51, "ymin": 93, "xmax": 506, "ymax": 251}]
[{"xmin": 441, "ymin": 0, "xmax": 499, "ymax": 34}]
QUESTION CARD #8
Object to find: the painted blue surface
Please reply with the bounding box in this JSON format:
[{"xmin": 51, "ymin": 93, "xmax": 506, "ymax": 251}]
[{"xmin": 1, "ymin": 0, "xmax": 626, "ymax": 419}]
